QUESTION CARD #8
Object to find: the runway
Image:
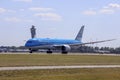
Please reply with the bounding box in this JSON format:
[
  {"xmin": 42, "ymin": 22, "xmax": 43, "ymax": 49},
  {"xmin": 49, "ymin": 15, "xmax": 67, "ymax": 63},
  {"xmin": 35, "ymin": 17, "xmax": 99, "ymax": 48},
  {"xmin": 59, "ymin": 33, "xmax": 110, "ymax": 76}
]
[{"xmin": 0, "ymin": 65, "xmax": 120, "ymax": 71}]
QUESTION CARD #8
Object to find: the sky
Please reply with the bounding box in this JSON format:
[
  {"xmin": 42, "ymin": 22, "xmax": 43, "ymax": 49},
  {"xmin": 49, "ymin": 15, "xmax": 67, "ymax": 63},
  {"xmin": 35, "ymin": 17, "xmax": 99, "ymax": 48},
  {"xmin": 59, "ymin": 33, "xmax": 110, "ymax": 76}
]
[{"xmin": 0, "ymin": 0, "xmax": 120, "ymax": 47}]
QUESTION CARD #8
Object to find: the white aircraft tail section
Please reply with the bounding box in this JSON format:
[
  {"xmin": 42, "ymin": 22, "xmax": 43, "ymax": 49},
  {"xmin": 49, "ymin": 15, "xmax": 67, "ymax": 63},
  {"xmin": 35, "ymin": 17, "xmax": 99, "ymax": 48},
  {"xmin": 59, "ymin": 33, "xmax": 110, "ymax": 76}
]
[{"xmin": 75, "ymin": 25, "xmax": 84, "ymax": 41}]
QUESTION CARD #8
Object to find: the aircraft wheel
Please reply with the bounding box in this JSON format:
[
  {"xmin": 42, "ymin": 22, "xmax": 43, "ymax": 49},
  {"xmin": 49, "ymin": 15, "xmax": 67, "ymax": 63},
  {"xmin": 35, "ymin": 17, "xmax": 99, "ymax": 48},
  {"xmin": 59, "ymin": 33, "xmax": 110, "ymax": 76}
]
[
  {"xmin": 29, "ymin": 50, "xmax": 33, "ymax": 53},
  {"xmin": 47, "ymin": 51, "xmax": 52, "ymax": 54},
  {"xmin": 62, "ymin": 51, "xmax": 68, "ymax": 54}
]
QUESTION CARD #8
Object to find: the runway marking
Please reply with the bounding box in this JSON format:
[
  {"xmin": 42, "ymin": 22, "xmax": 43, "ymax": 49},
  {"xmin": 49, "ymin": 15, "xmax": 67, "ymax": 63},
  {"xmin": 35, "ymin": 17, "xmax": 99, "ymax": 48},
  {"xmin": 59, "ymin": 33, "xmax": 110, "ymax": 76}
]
[{"xmin": 0, "ymin": 65, "xmax": 120, "ymax": 71}]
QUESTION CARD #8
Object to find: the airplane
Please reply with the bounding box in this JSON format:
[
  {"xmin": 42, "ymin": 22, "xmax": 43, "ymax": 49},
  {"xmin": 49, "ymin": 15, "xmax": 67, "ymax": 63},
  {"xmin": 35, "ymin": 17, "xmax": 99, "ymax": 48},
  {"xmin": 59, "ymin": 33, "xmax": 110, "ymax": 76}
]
[{"xmin": 25, "ymin": 25, "xmax": 115, "ymax": 54}]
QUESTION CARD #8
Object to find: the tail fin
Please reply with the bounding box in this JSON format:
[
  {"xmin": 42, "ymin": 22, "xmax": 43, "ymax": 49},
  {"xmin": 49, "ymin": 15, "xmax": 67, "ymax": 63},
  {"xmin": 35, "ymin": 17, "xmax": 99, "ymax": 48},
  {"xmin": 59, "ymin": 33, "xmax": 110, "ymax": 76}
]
[
  {"xmin": 30, "ymin": 25, "xmax": 36, "ymax": 38},
  {"xmin": 75, "ymin": 25, "xmax": 84, "ymax": 41}
]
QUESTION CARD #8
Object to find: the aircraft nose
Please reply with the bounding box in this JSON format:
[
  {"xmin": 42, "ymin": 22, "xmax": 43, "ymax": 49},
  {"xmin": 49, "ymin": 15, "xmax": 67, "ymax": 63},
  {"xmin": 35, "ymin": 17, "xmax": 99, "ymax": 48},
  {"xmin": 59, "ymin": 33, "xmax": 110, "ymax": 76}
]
[
  {"xmin": 25, "ymin": 40, "xmax": 32, "ymax": 47},
  {"xmin": 25, "ymin": 42, "xmax": 29, "ymax": 47}
]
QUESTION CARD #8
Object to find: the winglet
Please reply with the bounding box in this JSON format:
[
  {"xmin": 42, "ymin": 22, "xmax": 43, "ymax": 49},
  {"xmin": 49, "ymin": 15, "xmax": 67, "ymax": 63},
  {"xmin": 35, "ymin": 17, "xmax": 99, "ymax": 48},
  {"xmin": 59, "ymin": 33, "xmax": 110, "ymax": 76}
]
[{"xmin": 75, "ymin": 25, "xmax": 84, "ymax": 41}]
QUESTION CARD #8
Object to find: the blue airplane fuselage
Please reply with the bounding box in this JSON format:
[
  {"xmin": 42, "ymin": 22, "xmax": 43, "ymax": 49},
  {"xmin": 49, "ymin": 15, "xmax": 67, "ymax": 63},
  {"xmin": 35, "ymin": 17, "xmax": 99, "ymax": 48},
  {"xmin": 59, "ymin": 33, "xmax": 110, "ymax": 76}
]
[{"xmin": 25, "ymin": 38, "xmax": 81, "ymax": 48}]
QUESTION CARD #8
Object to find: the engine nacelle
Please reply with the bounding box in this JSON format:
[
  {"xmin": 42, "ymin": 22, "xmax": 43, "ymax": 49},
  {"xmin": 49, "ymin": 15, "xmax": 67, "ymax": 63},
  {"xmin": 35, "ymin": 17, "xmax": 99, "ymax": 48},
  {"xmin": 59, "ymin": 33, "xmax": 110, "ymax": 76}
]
[{"xmin": 61, "ymin": 45, "xmax": 71, "ymax": 52}]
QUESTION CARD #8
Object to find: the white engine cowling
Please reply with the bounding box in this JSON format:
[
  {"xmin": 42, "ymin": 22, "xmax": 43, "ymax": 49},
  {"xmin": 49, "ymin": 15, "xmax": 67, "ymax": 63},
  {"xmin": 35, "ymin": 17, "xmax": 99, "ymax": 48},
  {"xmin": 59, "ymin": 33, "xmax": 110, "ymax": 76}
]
[{"xmin": 62, "ymin": 45, "xmax": 71, "ymax": 52}]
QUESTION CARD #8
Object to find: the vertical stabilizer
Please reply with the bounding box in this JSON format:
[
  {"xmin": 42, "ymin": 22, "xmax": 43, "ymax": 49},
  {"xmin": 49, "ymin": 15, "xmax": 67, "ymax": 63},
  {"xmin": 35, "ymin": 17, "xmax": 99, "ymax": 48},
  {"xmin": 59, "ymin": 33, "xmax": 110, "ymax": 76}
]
[
  {"xmin": 75, "ymin": 25, "xmax": 84, "ymax": 41},
  {"xmin": 30, "ymin": 25, "xmax": 36, "ymax": 38}
]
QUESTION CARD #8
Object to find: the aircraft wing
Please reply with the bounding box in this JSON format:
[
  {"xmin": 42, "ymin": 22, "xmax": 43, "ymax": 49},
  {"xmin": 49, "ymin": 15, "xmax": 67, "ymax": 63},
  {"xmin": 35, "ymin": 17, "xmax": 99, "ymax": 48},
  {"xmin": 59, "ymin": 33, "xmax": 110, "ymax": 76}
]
[{"xmin": 69, "ymin": 39, "xmax": 116, "ymax": 46}]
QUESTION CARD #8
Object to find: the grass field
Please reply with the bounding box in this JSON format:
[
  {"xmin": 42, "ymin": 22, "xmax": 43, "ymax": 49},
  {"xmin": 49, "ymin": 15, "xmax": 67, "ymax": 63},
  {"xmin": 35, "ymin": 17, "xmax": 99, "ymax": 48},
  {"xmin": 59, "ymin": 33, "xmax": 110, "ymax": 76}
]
[
  {"xmin": 0, "ymin": 53, "xmax": 120, "ymax": 80},
  {"xmin": 0, "ymin": 68, "xmax": 120, "ymax": 80},
  {"xmin": 0, "ymin": 53, "xmax": 120, "ymax": 67}
]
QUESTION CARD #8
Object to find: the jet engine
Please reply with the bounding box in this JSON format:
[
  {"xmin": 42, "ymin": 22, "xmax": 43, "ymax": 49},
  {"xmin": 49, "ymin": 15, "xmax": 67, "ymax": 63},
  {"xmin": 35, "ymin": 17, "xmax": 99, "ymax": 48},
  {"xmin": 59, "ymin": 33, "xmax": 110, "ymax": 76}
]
[{"xmin": 61, "ymin": 45, "xmax": 71, "ymax": 54}]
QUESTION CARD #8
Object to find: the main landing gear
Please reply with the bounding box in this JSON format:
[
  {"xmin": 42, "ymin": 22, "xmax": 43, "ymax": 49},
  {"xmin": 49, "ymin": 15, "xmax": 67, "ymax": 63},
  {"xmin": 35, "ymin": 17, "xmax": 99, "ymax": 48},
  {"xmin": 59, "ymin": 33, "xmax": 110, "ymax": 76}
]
[{"xmin": 46, "ymin": 49, "xmax": 52, "ymax": 54}]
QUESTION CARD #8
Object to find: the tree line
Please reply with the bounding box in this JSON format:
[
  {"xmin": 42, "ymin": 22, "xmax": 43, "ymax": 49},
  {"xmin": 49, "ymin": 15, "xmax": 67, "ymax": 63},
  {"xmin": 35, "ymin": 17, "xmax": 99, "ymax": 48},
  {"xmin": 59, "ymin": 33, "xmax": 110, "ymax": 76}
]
[
  {"xmin": 0, "ymin": 46, "xmax": 120, "ymax": 54},
  {"xmin": 71, "ymin": 46, "xmax": 120, "ymax": 54}
]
